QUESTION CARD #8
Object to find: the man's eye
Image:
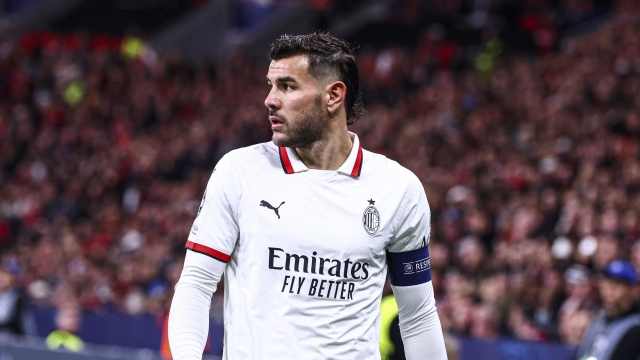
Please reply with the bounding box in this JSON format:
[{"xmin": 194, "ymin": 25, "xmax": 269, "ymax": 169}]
[{"xmin": 284, "ymin": 84, "xmax": 293, "ymax": 90}]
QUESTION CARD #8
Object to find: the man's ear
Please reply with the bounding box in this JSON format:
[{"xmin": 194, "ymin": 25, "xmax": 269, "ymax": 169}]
[{"xmin": 325, "ymin": 81, "xmax": 347, "ymax": 115}]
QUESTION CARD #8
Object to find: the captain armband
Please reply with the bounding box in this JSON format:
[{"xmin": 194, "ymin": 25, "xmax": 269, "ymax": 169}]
[{"xmin": 387, "ymin": 246, "xmax": 431, "ymax": 286}]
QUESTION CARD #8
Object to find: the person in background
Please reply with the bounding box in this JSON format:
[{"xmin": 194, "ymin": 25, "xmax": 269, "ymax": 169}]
[
  {"xmin": 559, "ymin": 309, "xmax": 593, "ymax": 346},
  {"xmin": 379, "ymin": 294, "xmax": 401, "ymax": 360},
  {"xmin": 381, "ymin": 293, "xmax": 458, "ymax": 360},
  {"xmin": 443, "ymin": 332, "xmax": 459, "ymax": 360},
  {"xmin": 632, "ymin": 241, "xmax": 640, "ymax": 273},
  {"xmin": 0, "ymin": 267, "xmax": 31, "ymax": 335},
  {"xmin": 575, "ymin": 260, "xmax": 640, "ymax": 360},
  {"xmin": 45, "ymin": 305, "xmax": 84, "ymax": 352},
  {"xmin": 469, "ymin": 304, "xmax": 500, "ymax": 338},
  {"xmin": 559, "ymin": 265, "xmax": 594, "ymax": 316}
]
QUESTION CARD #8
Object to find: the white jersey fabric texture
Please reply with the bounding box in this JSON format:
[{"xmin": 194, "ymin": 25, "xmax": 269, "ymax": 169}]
[{"xmin": 170, "ymin": 133, "xmax": 445, "ymax": 359}]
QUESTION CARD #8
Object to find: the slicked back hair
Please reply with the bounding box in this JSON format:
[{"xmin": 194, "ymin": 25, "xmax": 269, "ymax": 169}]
[{"xmin": 269, "ymin": 33, "xmax": 365, "ymax": 125}]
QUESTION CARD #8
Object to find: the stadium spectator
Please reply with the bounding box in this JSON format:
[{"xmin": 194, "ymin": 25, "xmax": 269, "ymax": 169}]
[
  {"xmin": 443, "ymin": 332, "xmax": 460, "ymax": 360},
  {"xmin": 575, "ymin": 260, "xmax": 640, "ymax": 360},
  {"xmin": 45, "ymin": 305, "xmax": 84, "ymax": 352},
  {"xmin": 561, "ymin": 266, "xmax": 592, "ymax": 311},
  {"xmin": 558, "ymin": 309, "xmax": 593, "ymax": 346},
  {"xmin": 632, "ymin": 241, "xmax": 640, "ymax": 272},
  {"xmin": 0, "ymin": 267, "xmax": 32, "ymax": 335}
]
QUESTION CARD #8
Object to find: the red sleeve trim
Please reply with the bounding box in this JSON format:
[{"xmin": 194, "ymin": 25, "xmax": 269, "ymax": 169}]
[{"xmin": 185, "ymin": 241, "xmax": 230, "ymax": 263}]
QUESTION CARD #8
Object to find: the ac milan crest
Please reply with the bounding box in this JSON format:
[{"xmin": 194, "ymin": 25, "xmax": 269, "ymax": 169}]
[{"xmin": 363, "ymin": 199, "xmax": 380, "ymax": 235}]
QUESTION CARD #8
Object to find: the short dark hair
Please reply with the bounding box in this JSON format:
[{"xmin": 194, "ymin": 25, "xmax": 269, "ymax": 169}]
[{"xmin": 269, "ymin": 32, "xmax": 365, "ymax": 125}]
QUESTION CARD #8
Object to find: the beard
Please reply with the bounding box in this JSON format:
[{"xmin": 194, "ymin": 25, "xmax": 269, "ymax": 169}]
[
  {"xmin": 603, "ymin": 297, "xmax": 631, "ymax": 318},
  {"xmin": 272, "ymin": 95, "xmax": 327, "ymax": 148}
]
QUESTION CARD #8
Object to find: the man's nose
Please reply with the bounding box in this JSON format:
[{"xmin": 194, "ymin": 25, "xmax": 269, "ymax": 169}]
[{"xmin": 265, "ymin": 88, "xmax": 280, "ymax": 110}]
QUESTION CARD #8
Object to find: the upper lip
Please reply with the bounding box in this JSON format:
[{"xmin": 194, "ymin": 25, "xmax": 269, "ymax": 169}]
[{"xmin": 269, "ymin": 116, "xmax": 283, "ymax": 124}]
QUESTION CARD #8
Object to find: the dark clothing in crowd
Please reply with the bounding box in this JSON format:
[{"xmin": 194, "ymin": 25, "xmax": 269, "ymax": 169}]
[
  {"xmin": 575, "ymin": 303, "xmax": 640, "ymax": 360},
  {"xmin": 0, "ymin": 288, "xmax": 31, "ymax": 335},
  {"xmin": 389, "ymin": 315, "xmax": 405, "ymax": 360}
]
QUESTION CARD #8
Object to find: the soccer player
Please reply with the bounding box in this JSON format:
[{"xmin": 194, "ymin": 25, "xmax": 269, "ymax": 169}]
[{"xmin": 168, "ymin": 33, "xmax": 447, "ymax": 360}]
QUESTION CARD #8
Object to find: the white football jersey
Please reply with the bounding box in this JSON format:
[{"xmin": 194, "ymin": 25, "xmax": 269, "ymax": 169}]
[{"xmin": 187, "ymin": 133, "xmax": 431, "ymax": 360}]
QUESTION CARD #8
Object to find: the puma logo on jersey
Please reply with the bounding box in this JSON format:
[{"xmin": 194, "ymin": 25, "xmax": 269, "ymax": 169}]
[{"xmin": 260, "ymin": 200, "xmax": 285, "ymax": 219}]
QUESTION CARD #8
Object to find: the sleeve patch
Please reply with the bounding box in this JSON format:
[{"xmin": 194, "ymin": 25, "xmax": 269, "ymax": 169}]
[{"xmin": 387, "ymin": 246, "xmax": 431, "ymax": 286}]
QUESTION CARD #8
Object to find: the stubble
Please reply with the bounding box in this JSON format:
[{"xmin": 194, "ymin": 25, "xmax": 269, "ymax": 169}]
[{"xmin": 273, "ymin": 95, "xmax": 327, "ymax": 148}]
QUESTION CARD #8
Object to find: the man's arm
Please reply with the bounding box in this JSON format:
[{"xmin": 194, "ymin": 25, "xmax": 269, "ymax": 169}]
[
  {"xmin": 387, "ymin": 247, "xmax": 447, "ymax": 360},
  {"xmin": 392, "ymin": 281, "xmax": 447, "ymax": 360},
  {"xmin": 169, "ymin": 251, "xmax": 225, "ymax": 359},
  {"xmin": 386, "ymin": 173, "xmax": 447, "ymax": 360},
  {"xmin": 169, "ymin": 154, "xmax": 240, "ymax": 359}
]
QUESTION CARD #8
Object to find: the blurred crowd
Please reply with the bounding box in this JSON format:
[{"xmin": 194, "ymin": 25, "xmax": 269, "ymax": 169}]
[
  {"xmin": 0, "ymin": 32, "xmax": 271, "ymax": 324},
  {"xmin": 2, "ymin": 3, "xmax": 640, "ymax": 348},
  {"xmin": 378, "ymin": 10, "xmax": 640, "ymax": 344}
]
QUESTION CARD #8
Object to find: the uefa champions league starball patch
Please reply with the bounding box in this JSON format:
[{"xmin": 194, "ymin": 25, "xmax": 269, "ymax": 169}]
[
  {"xmin": 196, "ymin": 188, "xmax": 207, "ymax": 218},
  {"xmin": 362, "ymin": 199, "xmax": 380, "ymax": 235}
]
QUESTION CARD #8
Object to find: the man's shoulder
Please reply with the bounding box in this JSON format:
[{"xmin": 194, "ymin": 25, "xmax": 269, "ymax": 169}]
[
  {"xmin": 219, "ymin": 142, "xmax": 280, "ymax": 169},
  {"xmin": 362, "ymin": 149, "xmax": 421, "ymax": 187},
  {"xmin": 224, "ymin": 141, "xmax": 277, "ymax": 158}
]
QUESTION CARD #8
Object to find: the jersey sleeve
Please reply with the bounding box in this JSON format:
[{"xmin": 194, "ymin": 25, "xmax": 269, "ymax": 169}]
[
  {"xmin": 387, "ymin": 175, "xmax": 446, "ymax": 360},
  {"xmin": 186, "ymin": 154, "xmax": 240, "ymax": 263},
  {"xmin": 386, "ymin": 174, "xmax": 431, "ymax": 287}
]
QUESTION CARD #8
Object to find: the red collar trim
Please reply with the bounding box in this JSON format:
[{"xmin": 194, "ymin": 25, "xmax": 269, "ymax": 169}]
[
  {"xmin": 278, "ymin": 133, "xmax": 363, "ymax": 177},
  {"xmin": 279, "ymin": 146, "xmax": 295, "ymax": 174},
  {"xmin": 351, "ymin": 145, "xmax": 363, "ymax": 177}
]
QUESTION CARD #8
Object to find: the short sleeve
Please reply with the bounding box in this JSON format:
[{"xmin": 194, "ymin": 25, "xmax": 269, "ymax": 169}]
[
  {"xmin": 186, "ymin": 154, "xmax": 240, "ymax": 263},
  {"xmin": 387, "ymin": 175, "xmax": 431, "ymax": 253}
]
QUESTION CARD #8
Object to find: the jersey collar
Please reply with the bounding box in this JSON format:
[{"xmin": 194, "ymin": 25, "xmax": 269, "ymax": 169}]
[{"xmin": 278, "ymin": 132, "xmax": 364, "ymax": 177}]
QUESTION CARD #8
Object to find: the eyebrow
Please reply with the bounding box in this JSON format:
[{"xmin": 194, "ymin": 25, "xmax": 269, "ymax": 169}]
[{"xmin": 266, "ymin": 76, "xmax": 298, "ymax": 84}]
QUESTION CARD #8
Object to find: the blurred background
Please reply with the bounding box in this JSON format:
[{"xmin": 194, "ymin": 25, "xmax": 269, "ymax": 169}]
[{"xmin": 1, "ymin": 0, "xmax": 640, "ymax": 359}]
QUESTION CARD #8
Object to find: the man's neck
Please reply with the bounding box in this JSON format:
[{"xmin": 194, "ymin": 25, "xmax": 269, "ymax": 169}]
[{"xmin": 295, "ymin": 127, "xmax": 353, "ymax": 171}]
